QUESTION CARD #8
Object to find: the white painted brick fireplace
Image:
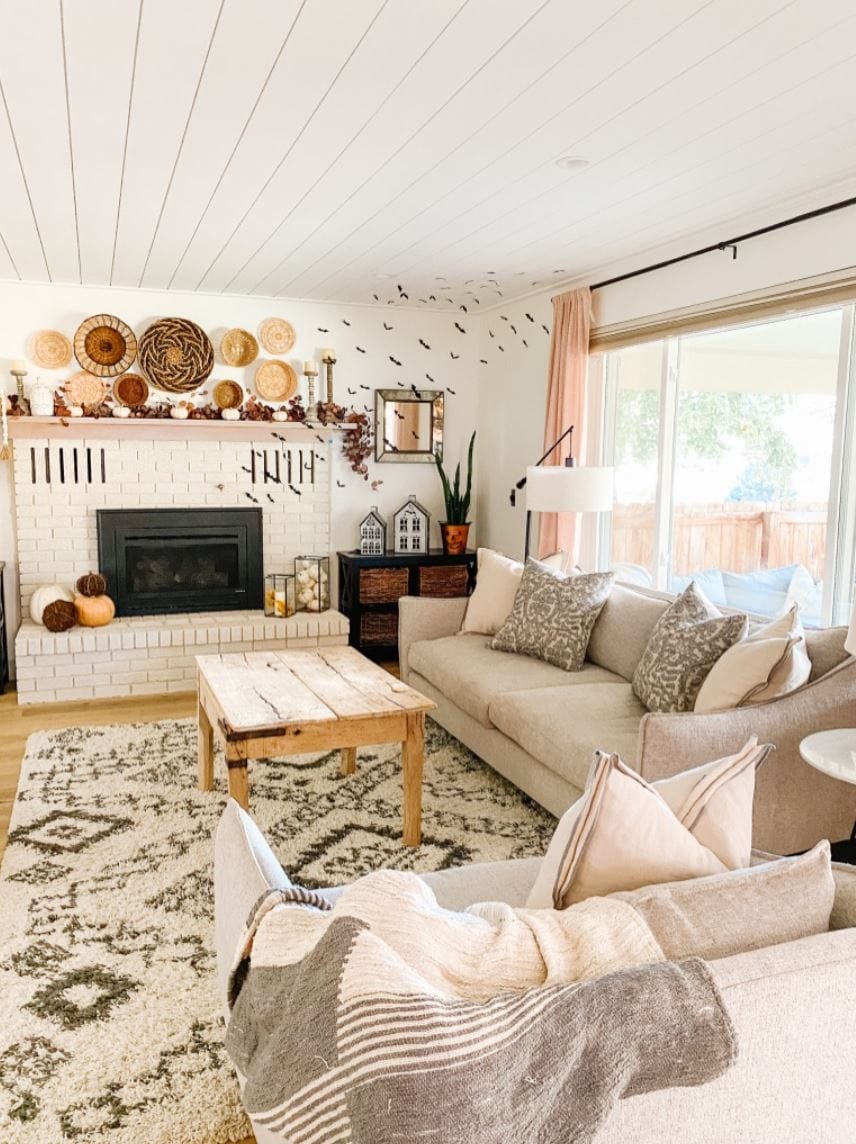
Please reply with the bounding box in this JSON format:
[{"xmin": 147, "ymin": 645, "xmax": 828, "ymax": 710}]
[{"xmin": 11, "ymin": 422, "xmax": 349, "ymax": 704}]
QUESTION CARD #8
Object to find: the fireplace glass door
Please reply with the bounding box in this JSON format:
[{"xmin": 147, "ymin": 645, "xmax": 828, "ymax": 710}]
[{"xmin": 97, "ymin": 508, "xmax": 263, "ymax": 615}]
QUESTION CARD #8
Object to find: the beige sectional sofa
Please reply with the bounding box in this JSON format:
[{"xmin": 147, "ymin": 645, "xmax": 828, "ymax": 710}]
[
  {"xmin": 215, "ymin": 800, "xmax": 856, "ymax": 1144},
  {"xmin": 399, "ymin": 584, "xmax": 856, "ymax": 856}
]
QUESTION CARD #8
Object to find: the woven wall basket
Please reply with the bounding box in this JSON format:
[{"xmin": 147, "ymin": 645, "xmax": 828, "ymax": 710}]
[
  {"xmin": 33, "ymin": 329, "xmax": 72, "ymax": 369},
  {"xmin": 220, "ymin": 327, "xmax": 258, "ymax": 367},
  {"xmin": 259, "ymin": 317, "xmax": 296, "ymax": 355},
  {"xmin": 73, "ymin": 314, "xmax": 137, "ymax": 377},
  {"xmin": 138, "ymin": 318, "xmax": 214, "ymax": 393}
]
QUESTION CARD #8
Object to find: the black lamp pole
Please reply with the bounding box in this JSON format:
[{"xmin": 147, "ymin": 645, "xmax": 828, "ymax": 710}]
[{"xmin": 510, "ymin": 424, "xmax": 576, "ymax": 561}]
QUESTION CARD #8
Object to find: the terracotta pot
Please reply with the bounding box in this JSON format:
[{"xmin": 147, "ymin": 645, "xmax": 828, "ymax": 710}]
[{"xmin": 439, "ymin": 522, "xmax": 470, "ymax": 555}]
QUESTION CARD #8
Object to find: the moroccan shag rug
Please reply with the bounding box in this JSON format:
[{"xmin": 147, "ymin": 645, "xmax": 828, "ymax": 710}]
[{"xmin": 0, "ymin": 717, "xmax": 556, "ymax": 1144}]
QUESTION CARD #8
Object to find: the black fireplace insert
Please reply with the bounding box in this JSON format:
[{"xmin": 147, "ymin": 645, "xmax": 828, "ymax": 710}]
[{"xmin": 97, "ymin": 507, "xmax": 263, "ymax": 616}]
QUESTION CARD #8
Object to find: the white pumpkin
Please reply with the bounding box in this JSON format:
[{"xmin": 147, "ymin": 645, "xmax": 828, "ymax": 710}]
[
  {"xmin": 221, "ymin": 407, "xmax": 241, "ymax": 421},
  {"xmin": 30, "ymin": 583, "xmax": 74, "ymax": 625}
]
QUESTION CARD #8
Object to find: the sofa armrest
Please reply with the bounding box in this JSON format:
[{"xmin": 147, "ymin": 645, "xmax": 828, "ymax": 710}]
[
  {"xmin": 398, "ymin": 594, "xmax": 468, "ymax": 682},
  {"xmin": 636, "ymin": 658, "xmax": 856, "ymax": 855}
]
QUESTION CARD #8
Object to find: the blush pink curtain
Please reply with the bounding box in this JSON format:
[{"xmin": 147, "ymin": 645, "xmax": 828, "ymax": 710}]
[{"xmin": 538, "ymin": 287, "xmax": 592, "ymax": 560}]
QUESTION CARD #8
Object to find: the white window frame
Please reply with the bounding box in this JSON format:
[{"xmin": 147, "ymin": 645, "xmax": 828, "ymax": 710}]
[{"xmin": 600, "ymin": 303, "xmax": 856, "ymax": 621}]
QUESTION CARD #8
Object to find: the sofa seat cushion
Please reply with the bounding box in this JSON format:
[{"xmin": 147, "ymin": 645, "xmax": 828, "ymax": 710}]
[
  {"xmin": 488, "ymin": 682, "xmax": 647, "ymax": 790},
  {"xmin": 408, "ymin": 635, "xmax": 624, "ymax": 727}
]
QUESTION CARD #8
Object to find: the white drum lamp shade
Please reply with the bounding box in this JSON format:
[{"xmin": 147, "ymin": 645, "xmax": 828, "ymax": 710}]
[
  {"xmin": 846, "ymin": 600, "xmax": 856, "ymax": 657},
  {"xmin": 524, "ymin": 465, "xmax": 614, "ymax": 513}
]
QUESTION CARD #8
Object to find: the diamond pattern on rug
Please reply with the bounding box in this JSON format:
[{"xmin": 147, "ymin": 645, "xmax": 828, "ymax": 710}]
[
  {"xmin": 0, "ymin": 717, "xmax": 556, "ymax": 1143},
  {"xmin": 9, "ymin": 809, "xmax": 132, "ymax": 855}
]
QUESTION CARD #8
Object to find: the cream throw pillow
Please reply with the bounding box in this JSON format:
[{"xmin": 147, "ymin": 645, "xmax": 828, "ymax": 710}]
[
  {"xmin": 526, "ymin": 738, "xmax": 771, "ymax": 909},
  {"xmin": 460, "ymin": 549, "xmax": 572, "ymax": 636},
  {"xmin": 694, "ymin": 605, "xmax": 811, "ymax": 713}
]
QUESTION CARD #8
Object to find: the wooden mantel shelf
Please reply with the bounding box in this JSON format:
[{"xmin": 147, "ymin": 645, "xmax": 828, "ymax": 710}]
[{"xmin": 5, "ymin": 416, "xmax": 357, "ymax": 442}]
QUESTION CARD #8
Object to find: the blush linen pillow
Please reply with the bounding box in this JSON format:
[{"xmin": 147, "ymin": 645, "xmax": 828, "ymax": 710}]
[
  {"xmin": 460, "ymin": 549, "xmax": 524, "ymax": 636},
  {"xmin": 694, "ymin": 605, "xmax": 811, "ymax": 713},
  {"xmin": 526, "ymin": 738, "xmax": 771, "ymax": 909},
  {"xmin": 460, "ymin": 549, "xmax": 573, "ymax": 636}
]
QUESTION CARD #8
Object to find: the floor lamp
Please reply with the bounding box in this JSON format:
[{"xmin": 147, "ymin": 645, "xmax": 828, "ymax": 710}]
[{"xmin": 510, "ymin": 426, "xmax": 614, "ymax": 562}]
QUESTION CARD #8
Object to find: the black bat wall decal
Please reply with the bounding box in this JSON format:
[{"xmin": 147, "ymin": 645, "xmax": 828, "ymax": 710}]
[
  {"xmin": 419, "ymin": 338, "xmax": 431, "ymax": 349},
  {"xmin": 389, "ymin": 355, "xmax": 402, "ymax": 366},
  {"xmin": 356, "ymin": 346, "xmax": 366, "ymax": 353},
  {"xmin": 383, "ymin": 322, "xmax": 393, "ymax": 330},
  {"xmin": 526, "ymin": 312, "xmax": 535, "ymax": 322},
  {"xmin": 454, "ymin": 322, "xmax": 466, "ymax": 333},
  {"xmin": 450, "ymin": 352, "xmax": 460, "ymax": 359},
  {"xmin": 317, "ymin": 327, "xmax": 329, "ymax": 332}
]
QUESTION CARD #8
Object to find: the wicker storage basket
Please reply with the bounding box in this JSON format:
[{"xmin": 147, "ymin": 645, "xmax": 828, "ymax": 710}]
[
  {"xmin": 359, "ymin": 567, "xmax": 409, "ymax": 604},
  {"xmin": 418, "ymin": 564, "xmax": 470, "ymax": 598},
  {"xmin": 360, "ymin": 610, "xmax": 399, "ymax": 646}
]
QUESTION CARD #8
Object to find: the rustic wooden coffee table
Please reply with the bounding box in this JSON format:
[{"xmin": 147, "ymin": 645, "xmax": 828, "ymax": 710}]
[{"xmin": 196, "ymin": 647, "xmax": 436, "ymax": 846}]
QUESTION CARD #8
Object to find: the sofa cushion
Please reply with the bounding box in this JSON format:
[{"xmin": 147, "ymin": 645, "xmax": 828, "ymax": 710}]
[
  {"xmin": 587, "ymin": 584, "xmax": 671, "ymax": 681},
  {"xmin": 614, "ymin": 843, "xmax": 834, "ymax": 961},
  {"xmin": 805, "ymin": 625, "xmax": 849, "ymax": 681},
  {"xmin": 488, "ymin": 681, "xmax": 645, "ymax": 789},
  {"xmin": 460, "ymin": 548, "xmax": 524, "ymax": 636},
  {"xmin": 491, "ymin": 562, "xmax": 614, "ymax": 671},
  {"xmin": 632, "ymin": 583, "xmax": 748, "ymax": 712},
  {"xmin": 694, "ymin": 605, "xmax": 811, "ymax": 712},
  {"xmin": 408, "ymin": 635, "xmax": 623, "ymax": 727},
  {"xmin": 526, "ymin": 739, "xmax": 770, "ymax": 909}
]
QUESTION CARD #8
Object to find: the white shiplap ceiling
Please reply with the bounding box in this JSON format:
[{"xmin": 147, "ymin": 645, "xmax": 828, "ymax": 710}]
[{"xmin": 0, "ymin": 0, "xmax": 855, "ymax": 310}]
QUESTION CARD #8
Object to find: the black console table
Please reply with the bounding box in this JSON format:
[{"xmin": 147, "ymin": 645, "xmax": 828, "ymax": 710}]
[{"xmin": 337, "ymin": 549, "xmax": 476, "ymax": 660}]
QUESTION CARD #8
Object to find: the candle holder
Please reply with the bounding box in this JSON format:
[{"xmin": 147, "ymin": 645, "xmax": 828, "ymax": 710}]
[
  {"xmin": 303, "ymin": 361, "xmax": 319, "ymax": 421},
  {"xmin": 321, "ymin": 351, "xmax": 336, "ymax": 405},
  {"xmin": 10, "ymin": 366, "xmax": 29, "ymax": 415}
]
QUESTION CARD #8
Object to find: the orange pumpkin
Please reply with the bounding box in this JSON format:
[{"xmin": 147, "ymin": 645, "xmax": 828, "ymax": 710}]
[{"xmin": 74, "ymin": 593, "xmax": 115, "ymax": 627}]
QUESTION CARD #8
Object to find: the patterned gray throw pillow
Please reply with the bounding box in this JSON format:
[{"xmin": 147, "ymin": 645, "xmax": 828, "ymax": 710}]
[
  {"xmin": 632, "ymin": 583, "xmax": 748, "ymax": 713},
  {"xmin": 490, "ymin": 562, "xmax": 615, "ymax": 672}
]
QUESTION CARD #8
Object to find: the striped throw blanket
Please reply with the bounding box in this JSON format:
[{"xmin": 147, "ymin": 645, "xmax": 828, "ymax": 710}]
[{"xmin": 225, "ymin": 870, "xmax": 735, "ymax": 1144}]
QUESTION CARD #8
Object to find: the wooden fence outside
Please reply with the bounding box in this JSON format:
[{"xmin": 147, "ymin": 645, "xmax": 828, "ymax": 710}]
[{"xmin": 612, "ymin": 502, "xmax": 828, "ymax": 580}]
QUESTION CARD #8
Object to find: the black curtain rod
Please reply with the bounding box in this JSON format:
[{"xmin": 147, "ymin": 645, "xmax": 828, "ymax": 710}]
[{"xmin": 590, "ymin": 194, "xmax": 856, "ymax": 292}]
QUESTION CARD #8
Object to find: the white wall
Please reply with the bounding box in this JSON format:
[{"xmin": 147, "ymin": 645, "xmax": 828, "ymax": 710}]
[
  {"xmin": 475, "ymin": 210, "xmax": 856, "ymax": 560},
  {"xmin": 0, "ymin": 282, "xmax": 480, "ymax": 674}
]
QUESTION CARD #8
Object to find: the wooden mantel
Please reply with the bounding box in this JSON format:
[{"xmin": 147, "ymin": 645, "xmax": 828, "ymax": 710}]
[{"xmin": 5, "ymin": 416, "xmax": 357, "ymax": 442}]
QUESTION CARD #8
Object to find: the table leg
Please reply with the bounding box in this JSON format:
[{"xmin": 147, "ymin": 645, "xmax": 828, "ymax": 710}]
[
  {"xmin": 197, "ymin": 696, "xmax": 214, "ymax": 792},
  {"xmin": 226, "ymin": 747, "xmax": 249, "ymax": 810},
  {"xmin": 341, "ymin": 747, "xmax": 357, "ymax": 776},
  {"xmin": 401, "ymin": 711, "xmax": 425, "ymax": 847}
]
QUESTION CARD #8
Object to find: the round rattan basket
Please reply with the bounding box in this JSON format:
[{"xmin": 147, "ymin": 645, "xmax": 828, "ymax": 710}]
[
  {"xmin": 113, "ymin": 373, "xmax": 150, "ymax": 407},
  {"xmin": 33, "ymin": 330, "xmax": 73, "ymax": 369},
  {"xmin": 65, "ymin": 371, "xmax": 108, "ymax": 407},
  {"xmin": 73, "ymin": 314, "xmax": 137, "ymax": 377},
  {"xmin": 220, "ymin": 328, "xmax": 258, "ymax": 367},
  {"xmin": 138, "ymin": 317, "xmax": 214, "ymax": 393},
  {"xmin": 255, "ymin": 359, "xmax": 297, "ymax": 402},
  {"xmin": 212, "ymin": 379, "xmax": 244, "ymax": 410},
  {"xmin": 258, "ymin": 317, "xmax": 296, "ymax": 355}
]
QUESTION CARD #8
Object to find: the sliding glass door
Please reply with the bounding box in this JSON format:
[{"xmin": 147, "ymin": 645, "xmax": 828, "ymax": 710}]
[{"xmin": 601, "ymin": 304, "xmax": 855, "ymax": 625}]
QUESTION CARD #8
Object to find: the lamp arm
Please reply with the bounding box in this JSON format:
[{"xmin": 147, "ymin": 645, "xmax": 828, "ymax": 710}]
[{"xmin": 509, "ymin": 424, "xmax": 574, "ymax": 506}]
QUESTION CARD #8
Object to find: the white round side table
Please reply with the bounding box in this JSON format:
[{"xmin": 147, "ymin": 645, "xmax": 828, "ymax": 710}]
[{"xmin": 799, "ymin": 729, "xmax": 856, "ymax": 863}]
